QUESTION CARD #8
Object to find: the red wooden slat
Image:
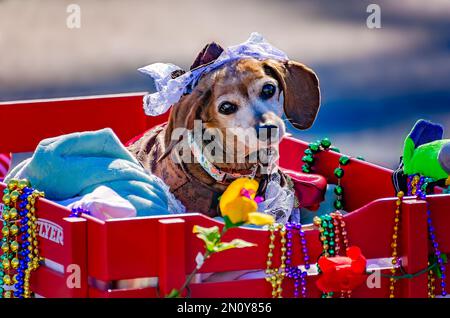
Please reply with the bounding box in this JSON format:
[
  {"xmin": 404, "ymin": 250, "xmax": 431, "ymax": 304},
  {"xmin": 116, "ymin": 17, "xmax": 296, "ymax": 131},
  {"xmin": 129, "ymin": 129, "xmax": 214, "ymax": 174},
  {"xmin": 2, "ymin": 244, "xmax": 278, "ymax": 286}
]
[
  {"xmin": 86, "ymin": 214, "xmax": 192, "ymax": 281},
  {"xmin": 33, "ymin": 198, "xmax": 82, "ymax": 267},
  {"xmin": 399, "ymin": 200, "xmax": 429, "ymax": 297},
  {"xmin": 279, "ymin": 137, "xmax": 395, "ymax": 212},
  {"xmin": 85, "ymin": 215, "xmax": 109, "ymax": 281},
  {"xmin": 103, "ymin": 217, "xmax": 159, "ymax": 281},
  {"xmin": 0, "ymin": 93, "xmax": 168, "ymax": 153},
  {"xmin": 344, "ymin": 198, "xmax": 396, "ymax": 259},
  {"xmin": 59, "ymin": 217, "xmax": 88, "ymax": 297},
  {"xmin": 30, "ymin": 267, "xmax": 78, "ymax": 298},
  {"xmin": 427, "ymin": 195, "xmax": 450, "ymax": 253},
  {"xmin": 158, "ymin": 218, "xmax": 186, "ymax": 297},
  {"xmin": 426, "ymin": 195, "xmax": 450, "ymax": 297}
]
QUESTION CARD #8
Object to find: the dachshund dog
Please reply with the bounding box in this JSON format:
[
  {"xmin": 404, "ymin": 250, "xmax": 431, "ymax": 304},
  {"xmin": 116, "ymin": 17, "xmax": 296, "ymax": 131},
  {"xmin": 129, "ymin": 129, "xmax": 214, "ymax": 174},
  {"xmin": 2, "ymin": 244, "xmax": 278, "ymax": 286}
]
[{"xmin": 127, "ymin": 43, "xmax": 321, "ymax": 216}]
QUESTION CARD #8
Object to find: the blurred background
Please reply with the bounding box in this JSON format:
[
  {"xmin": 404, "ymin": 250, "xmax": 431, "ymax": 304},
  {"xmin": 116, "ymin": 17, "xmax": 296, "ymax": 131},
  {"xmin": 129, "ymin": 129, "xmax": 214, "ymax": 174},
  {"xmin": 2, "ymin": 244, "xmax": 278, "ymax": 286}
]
[{"xmin": 1, "ymin": 0, "xmax": 450, "ymax": 168}]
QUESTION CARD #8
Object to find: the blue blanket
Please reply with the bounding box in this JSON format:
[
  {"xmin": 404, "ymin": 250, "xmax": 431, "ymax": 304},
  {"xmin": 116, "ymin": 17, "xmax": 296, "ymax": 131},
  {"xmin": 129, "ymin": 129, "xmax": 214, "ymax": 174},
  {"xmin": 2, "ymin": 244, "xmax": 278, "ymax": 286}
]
[{"xmin": 5, "ymin": 128, "xmax": 171, "ymax": 216}]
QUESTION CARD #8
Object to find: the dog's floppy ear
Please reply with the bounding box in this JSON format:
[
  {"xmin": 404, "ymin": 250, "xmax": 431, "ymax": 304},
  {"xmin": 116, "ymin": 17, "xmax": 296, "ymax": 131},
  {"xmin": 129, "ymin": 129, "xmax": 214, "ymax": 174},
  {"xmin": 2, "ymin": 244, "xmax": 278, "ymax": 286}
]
[
  {"xmin": 190, "ymin": 42, "xmax": 224, "ymax": 70},
  {"xmin": 264, "ymin": 60, "xmax": 320, "ymax": 130},
  {"xmin": 160, "ymin": 89, "xmax": 212, "ymax": 161}
]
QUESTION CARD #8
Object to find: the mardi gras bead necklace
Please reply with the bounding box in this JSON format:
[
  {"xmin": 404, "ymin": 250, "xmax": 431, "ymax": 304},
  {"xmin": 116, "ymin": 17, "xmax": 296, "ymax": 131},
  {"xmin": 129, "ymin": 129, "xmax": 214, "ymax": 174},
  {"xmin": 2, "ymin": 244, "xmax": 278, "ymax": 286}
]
[
  {"xmin": 285, "ymin": 222, "xmax": 310, "ymax": 298},
  {"xmin": 1, "ymin": 179, "xmax": 43, "ymax": 298},
  {"xmin": 313, "ymin": 211, "xmax": 352, "ymax": 298},
  {"xmin": 315, "ymin": 216, "xmax": 333, "ymax": 298},
  {"xmin": 428, "ymin": 260, "xmax": 437, "ymax": 298},
  {"xmin": 265, "ymin": 224, "xmax": 286, "ymax": 298},
  {"xmin": 313, "ymin": 214, "xmax": 335, "ymax": 298},
  {"xmin": 302, "ymin": 138, "xmax": 350, "ymax": 210},
  {"xmin": 329, "ymin": 211, "xmax": 351, "ymax": 297},
  {"xmin": 330, "ymin": 211, "xmax": 351, "ymax": 298},
  {"xmin": 313, "ymin": 214, "xmax": 335, "ymax": 257},
  {"xmin": 69, "ymin": 207, "xmax": 91, "ymax": 218},
  {"xmin": 407, "ymin": 175, "xmax": 447, "ymax": 297},
  {"xmin": 388, "ymin": 191, "xmax": 403, "ymax": 298},
  {"xmin": 330, "ymin": 211, "xmax": 349, "ymax": 255}
]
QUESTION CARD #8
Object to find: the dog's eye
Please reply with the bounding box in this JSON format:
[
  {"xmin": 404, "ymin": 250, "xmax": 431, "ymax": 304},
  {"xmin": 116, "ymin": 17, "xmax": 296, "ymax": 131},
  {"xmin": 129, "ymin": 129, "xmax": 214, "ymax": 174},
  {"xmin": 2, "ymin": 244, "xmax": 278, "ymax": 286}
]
[
  {"xmin": 218, "ymin": 102, "xmax": 238, "ymax": 115},
  {"xmin": 261, "ymin": 83, "xmax": 276, "ymax": 100}
]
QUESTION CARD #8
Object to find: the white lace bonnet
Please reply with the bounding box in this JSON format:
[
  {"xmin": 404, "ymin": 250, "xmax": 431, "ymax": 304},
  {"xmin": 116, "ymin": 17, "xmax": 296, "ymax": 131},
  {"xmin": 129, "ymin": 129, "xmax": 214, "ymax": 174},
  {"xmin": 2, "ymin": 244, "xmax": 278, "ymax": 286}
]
[{"xmin": 138, "ymin": 32, "xmax": 289, "ymax": 116}]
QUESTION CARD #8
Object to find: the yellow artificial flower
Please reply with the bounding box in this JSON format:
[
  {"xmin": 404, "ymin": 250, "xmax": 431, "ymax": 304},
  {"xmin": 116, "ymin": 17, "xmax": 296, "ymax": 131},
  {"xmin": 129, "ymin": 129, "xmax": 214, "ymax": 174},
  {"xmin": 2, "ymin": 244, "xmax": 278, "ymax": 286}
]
[
  {"xmin": 219, "ymin": 178, "xmax": 274, "ymax": 226},
  {"xmin": 247, "ymin": 212, "xmax": 275, "ymax": 226}
]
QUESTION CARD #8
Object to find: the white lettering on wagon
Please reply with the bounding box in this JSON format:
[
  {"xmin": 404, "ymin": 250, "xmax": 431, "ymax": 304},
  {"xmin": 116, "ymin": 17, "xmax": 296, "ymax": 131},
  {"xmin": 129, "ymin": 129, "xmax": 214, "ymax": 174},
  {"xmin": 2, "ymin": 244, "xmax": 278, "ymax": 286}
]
[{"xmin": 37, "ymin": 219, "xmax": 64, "ymax": 246}]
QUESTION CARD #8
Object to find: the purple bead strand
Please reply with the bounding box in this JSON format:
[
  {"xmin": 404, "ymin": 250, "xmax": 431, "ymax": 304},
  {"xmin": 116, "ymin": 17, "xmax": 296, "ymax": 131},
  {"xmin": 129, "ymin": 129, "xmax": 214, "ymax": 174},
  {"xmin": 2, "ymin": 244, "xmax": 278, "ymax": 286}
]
[
  {"xmin": 408, "ymin": 175, "xmax": 447, "ymax": 297},
  {"xmin": 427, "ymin": 207, "xmax": 447, "ymax": 296},
  {"xmin": 298, "ymin": 223, "xmax": 310, "ymax": 298},
  {"xmin": 285, "ymin": 222, "xmax": 310, "ymax": 298}
]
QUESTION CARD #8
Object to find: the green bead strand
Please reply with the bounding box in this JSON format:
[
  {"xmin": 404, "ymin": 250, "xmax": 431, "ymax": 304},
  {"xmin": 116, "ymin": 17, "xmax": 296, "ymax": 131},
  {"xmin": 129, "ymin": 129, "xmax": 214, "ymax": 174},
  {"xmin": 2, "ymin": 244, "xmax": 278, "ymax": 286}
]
[
  {"xmin": 320, "ymin": 138, "xmax": 332, "ymax": 149},
  {"xmin": 334, "ymin": 185, "xmax": 343, "ymax": 195},
  {"xmin": 308, "ymin": 142, "xmax": 320, "ymax": 152},
  {"xmin": 334, "ymin": 200, "xmax": 344, "ymax": 210},
  {"xmin": 339, "ymin": 156, "xmax": 350, "ymax": 165},
  {"xmin": 302, "ymin": 164, "xmax": 311, "ymax": 173},
  {"xmin": 334, "ymin": 167, "xmax": 344, "ymax": 178},
  {"xmin": 302, "ymin": 155, "xmax": 314, "ymax": 164}
]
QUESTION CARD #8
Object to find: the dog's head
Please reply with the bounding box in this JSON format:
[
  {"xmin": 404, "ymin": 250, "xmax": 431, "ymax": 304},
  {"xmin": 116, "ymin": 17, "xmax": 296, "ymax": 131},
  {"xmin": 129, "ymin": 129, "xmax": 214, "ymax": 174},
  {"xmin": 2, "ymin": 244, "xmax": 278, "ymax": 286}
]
[{"xmin": 164, "ymin": 47, "xmax": 320, "ymax": 167}]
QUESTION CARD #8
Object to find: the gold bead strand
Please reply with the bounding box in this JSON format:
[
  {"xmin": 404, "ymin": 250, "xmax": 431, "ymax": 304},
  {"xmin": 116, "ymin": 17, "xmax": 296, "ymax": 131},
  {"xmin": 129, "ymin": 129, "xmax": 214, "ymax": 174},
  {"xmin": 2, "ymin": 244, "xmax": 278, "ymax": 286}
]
[
  {"xmin": 389, "ymin": 191, "xmax": 403, "ymax": 298},
  {"xmin": 276, "ymin": 225, "xmax": 286, "ymax": 298},
  {"xmin": 332, "ymin": 211, "xmax": 352, "ymax": 298},
  {"xmin": 265, "ymin": 224, "xmax": 287, "ymax": 298},
  {"xmin": 313, "ymin": 216, "xmax": 329, "ymax": 257},
  {"xmin": 428, "ymin": 261, "xmax": 436, "ymax": 298},
  {"xmin": 265, "ymin": 224, "xmax": 277, "ymax": 296},
  {"xmin": 330, "ymin": 213, "xmax": 341, "ymax": 256}
]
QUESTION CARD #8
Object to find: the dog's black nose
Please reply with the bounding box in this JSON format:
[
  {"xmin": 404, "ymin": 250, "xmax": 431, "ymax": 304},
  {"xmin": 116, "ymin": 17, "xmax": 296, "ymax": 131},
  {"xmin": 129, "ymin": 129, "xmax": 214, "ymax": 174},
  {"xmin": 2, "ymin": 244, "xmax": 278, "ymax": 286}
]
[{"xmin": 256, "ymin": 124, "xmax": 278, "ymax": 140}]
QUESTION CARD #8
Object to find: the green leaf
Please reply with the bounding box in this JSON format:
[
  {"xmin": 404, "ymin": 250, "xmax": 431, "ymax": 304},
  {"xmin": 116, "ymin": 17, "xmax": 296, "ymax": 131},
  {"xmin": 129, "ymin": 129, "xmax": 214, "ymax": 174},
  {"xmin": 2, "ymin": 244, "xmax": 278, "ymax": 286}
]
[
  {"xmin": 429, "ymin": 253, "xmax": 448, "ymax": 278},
  {"xmin": 223, "ymin": 215, "xmax": 245, "ymax": 229},
  {"xmin": 213, "ymin": 239, "xmax": 256, "ymax": 253},
  {"xmin": 166, "ymin": 289, "xmax": 180, "ymax": 298},
  {"xmin": 223, "ymin": 215, "xmax": 234, "ymax": 229},
  {"xmin": 193, "ymin": 225, "xmax": 221, "ymax": 252},
  {"xmin": 436, "ymin": 254, "xmax": 448, "ymax": 278}
]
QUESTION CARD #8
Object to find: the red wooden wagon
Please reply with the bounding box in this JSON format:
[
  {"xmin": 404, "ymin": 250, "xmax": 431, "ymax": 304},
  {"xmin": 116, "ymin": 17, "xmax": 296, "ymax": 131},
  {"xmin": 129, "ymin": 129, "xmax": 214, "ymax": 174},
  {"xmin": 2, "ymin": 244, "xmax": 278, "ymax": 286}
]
[{"xmin": 0, "ymin": 93, "xmax": 448, "ymax": 298}]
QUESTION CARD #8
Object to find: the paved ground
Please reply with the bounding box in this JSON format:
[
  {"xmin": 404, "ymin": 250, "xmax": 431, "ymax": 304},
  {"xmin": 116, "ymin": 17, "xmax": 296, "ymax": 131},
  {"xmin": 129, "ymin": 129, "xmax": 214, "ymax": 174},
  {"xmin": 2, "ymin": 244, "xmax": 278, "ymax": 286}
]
[{"xmin": 1, "ymin": 0, "xmax": 450, "ymax": 167}]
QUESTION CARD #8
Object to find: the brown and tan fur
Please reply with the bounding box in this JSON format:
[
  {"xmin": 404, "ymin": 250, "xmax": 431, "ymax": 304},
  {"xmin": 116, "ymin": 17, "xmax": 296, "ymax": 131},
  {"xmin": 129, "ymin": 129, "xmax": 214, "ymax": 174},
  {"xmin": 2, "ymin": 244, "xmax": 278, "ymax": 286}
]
[{"xmin": 128, "ymin": 57, "xmax": 321, "ymax": 216}]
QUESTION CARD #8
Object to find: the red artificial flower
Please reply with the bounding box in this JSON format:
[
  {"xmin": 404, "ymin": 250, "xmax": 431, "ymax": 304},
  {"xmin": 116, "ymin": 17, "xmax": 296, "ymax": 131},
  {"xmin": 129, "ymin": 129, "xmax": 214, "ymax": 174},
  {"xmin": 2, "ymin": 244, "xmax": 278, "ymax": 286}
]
[{"xmin": 316, "ymin": 246, "xmax": 367, "ymax": 293}]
